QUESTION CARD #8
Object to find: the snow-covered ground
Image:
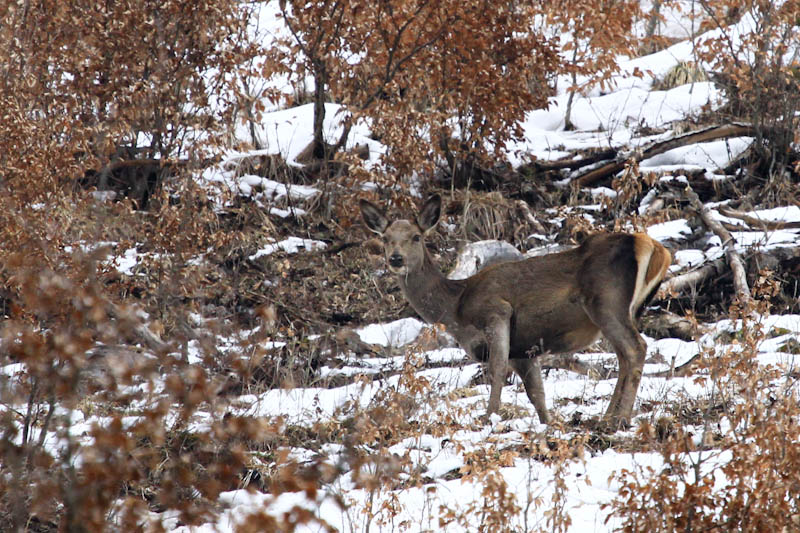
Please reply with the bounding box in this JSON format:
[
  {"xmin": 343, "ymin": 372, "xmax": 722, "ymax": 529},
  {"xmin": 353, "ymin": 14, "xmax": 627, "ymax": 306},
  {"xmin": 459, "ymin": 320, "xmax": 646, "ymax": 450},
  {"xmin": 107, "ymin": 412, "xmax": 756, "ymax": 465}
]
[
  {"xmin": 169, "ymin": 308, "xmax": 800, "ymax": 532},
  {"xmin": 174, "ymin": 4, "xmax": 800, "ymax": 528}
]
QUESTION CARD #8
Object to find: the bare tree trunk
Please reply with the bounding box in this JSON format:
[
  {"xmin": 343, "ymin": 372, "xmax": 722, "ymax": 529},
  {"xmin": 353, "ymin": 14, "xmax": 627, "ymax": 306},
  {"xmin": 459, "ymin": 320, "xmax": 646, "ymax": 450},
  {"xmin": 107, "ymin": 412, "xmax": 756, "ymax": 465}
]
[
  {"xmin": 312, "ymin": 61, "xmax": 328, "ymax": 160},
  {"xmin": 563, "ymin": 46, "xmax": 579, "ymax": 131},
  {"xmin": 643, "ymin": 0, "xmax": 662, "ymax": 53}
]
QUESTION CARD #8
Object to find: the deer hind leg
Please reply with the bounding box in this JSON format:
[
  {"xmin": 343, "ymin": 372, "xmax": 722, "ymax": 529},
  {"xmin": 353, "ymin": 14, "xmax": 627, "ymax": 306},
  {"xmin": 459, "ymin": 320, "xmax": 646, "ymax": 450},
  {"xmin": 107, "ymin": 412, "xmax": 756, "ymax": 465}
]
[
  {"xmin": 584, "ymin": 304, "xmax": 647, "ymax": 427},
  {"xmin": 606, "ymin": 320, "xmax": 646, "ymax": 426},
  {"xmin": 485, "ymin": 305, "xmax": 513, "ymax": 416},
  {"xmin": 509, "ymin": 358, "xmax": 549, "ymax": 424}
]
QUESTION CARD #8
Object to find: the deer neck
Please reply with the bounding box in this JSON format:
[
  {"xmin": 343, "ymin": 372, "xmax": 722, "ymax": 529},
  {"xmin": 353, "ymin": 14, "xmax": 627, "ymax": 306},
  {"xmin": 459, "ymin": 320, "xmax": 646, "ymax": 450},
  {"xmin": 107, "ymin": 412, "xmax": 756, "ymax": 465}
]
[{"xmin": 398, "ymin": 252, "xmax": 465, "ymax": 329}]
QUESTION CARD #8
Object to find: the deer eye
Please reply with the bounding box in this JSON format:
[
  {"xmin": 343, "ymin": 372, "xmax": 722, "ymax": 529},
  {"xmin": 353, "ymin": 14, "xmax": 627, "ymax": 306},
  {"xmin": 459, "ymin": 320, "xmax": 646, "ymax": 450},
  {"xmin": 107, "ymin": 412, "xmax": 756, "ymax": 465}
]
[{"xmin": 412, "ymin": 234, "xmax": 421, "ymax": 243}]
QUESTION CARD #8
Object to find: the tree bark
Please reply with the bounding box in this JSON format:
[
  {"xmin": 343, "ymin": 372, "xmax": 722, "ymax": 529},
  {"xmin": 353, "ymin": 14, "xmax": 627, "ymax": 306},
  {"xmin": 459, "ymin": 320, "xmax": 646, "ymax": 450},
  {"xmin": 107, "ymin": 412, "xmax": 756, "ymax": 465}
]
[{"xmin": 312, "ymin": 61, "xmax": 328, "ymax": 159}]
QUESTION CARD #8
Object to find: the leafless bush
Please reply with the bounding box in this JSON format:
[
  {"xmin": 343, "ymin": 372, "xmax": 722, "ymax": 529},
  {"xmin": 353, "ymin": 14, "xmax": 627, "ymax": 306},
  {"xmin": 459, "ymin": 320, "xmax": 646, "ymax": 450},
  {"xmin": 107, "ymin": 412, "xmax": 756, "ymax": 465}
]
[
  {"xmin": 0, "ymin": 0, "xmax": 262, "ymax": 205},
  {"xmin": 607, "ymin": 294, "xmax": 800, "ymax": 531},
  {"xmin": 696, "ymin": 0, "xmax": 800, "ymax": 189}
]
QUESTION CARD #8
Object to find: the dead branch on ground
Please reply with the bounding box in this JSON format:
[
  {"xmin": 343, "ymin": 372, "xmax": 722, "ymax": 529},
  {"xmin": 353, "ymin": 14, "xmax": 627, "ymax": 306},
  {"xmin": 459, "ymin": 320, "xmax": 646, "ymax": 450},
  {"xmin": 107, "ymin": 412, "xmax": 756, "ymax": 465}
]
[
  {"xmin": 686, "ymin": 186, "xmax": 752, "ymax": 305},
  {"xmin": 661, "ymin": 257, "xmax": 728, "ymax": 296},
  {"xmin": 539, "ymin": 353, "xmax": 615, "ymax": 379},
  {"xmin": 646, "ymin": 353, "xmax": 702, "ymax": 378},
  {"xmin": 718, "ymin": 206, "xmax": 800, "ymax": 230},
  {"xmin": 573, "ymin": 123, "xmax": 759, "ymax": 187}
]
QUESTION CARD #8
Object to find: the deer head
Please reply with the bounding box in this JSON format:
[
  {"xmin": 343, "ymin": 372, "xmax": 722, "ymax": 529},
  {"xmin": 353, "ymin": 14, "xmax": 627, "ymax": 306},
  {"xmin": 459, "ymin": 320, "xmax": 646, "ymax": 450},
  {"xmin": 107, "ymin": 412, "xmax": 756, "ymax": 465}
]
[{"xmin": 359, "ymin": 194, "xmax": 442, "ymax": 276}]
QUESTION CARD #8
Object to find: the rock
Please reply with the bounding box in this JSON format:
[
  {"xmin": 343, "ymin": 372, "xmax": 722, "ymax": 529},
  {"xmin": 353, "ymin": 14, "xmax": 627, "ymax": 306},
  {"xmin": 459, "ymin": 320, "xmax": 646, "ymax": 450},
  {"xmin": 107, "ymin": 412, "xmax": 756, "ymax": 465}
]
[{"xmin": 448, "ymin": 240, "xmax": 523, "ymax": 280}]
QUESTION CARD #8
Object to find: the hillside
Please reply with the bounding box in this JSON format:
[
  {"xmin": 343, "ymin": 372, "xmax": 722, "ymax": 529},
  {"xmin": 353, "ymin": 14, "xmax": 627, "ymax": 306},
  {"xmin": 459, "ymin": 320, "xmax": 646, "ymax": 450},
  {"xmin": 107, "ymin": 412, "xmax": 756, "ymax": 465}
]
[{"xmin": 1, "ymin": 1, "xmax": 799, "ymax": 532}]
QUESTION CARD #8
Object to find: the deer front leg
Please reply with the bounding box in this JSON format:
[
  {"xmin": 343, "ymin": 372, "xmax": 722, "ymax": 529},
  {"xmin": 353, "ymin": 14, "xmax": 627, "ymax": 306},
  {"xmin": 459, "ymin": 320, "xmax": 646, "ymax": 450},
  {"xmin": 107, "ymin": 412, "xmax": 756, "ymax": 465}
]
[
  {"xmin": 510, "ymin": 358, "xmax": 549, "ymax": 424},
  {"xmin": 485, "ymin": 306, "xmax": 513, "ymax": 416}
]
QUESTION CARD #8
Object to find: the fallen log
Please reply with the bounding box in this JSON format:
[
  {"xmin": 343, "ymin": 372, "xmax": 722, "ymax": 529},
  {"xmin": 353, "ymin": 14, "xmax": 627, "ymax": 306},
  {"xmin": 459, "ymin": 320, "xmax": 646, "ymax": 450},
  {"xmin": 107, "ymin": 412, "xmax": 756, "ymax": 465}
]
[
  {"xmin": 660, "ymin": 243, "xmax": 800, "ymax": 298},
  {"xmin": 539, "ymin": 353, "xmax": 615, "ymax": 379},
  {"xmin": 642, "ymin": 309, "xmax": 697, "ymax": 342},
  {"xmin": 541, "ymin": 350, "xmax": 701, "ymax": 379},
  {"xmin": 717, "ymin": 205, "xmax": 800, "ymax": 230},
  {"xmin": 574, "ymin": 123, "xmax": 758, "ymax": 187},
  {"xmin": 661, "ymin": 257, "xmax": 727, "ymax": 296},
  {"xmin": 528, "ymin": 148, "xmax": 618, "ymax": 171}
]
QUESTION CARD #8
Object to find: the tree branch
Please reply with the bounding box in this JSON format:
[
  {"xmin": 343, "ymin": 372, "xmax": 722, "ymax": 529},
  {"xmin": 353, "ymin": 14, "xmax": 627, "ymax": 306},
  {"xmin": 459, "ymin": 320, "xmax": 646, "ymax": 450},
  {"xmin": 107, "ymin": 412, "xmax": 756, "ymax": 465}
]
[
  {"xmin": 686, "ymin": 186, "xmax": 752, "ymax": 305},
  {"xmin": 646, "ymin": 353, "xmax": 702, "ymax": 378},
  {"xmin": 106, "ymin": 302, "xmax": 170, "ymax": 353},
  {"xmin": 661, "ymin": 257, "xmax": 727, "ymax": 296},
  {"xmin": 717, "ymin": 205, "xmax": 800, "ymax": 230}
]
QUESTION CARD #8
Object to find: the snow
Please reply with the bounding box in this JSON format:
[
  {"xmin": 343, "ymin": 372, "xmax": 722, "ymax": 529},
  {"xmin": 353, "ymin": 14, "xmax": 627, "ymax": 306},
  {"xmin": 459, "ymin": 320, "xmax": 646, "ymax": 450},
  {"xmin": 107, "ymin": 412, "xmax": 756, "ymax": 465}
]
[
  {"xmin": 354, "ymin": 318, "xmax": 427, "ymax": 347},
  {"xmin": 248, "ymin": 237, "xmax": 327, "ymax": 259},
  {"xmin": 511, "ymin": 82, "xmax": 728, "ymax": 167},
  {"xmin": 648, "ymin": 337, "xmax": 701, "ymax": 367},
  {"xmin": 647, "ymin": 219, "xmax": 692, "ymax": 242},
  {"xmin": 673, "ymin": 248, "xmax": 708, "ymax": 268},
  {"xmin": 191, "ymin": 307, "xmax": 800, "ymax": 533},
  {"xmin": 112, "ymin": 246, "xmax": 141, "ymax": 275},
  {"xmin": 713, "ymin": 205, "xmax": 800, "ymax": 224},
  {"xmin": 640, "ymin": 137, "xmax": 753, "ymax": 169},
  {"xmin": 236, "ymin": 103, "xmax": 382, "ymax": 167},
  {"xmin": 708, "ymin": 229, "xmax": 799, "ymax": 254},
  {"xmin": 448, "ymin": 240, "xmax": 523, "ymax": 279},
  {"xmin": 184, "ymin": 14, "xmax": 800, "ymax": 524},
  {"xmin": 239, "ymin": 174, "xmax": 320, "ymax": 201}
]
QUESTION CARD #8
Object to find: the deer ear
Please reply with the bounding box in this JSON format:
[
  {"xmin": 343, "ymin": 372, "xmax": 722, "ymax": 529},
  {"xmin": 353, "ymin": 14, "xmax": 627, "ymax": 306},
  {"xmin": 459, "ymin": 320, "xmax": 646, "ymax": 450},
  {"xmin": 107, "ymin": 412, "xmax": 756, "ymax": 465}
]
[
  {"xmin": 360, "ymin": 199, "xmax": 389, "ymax": 234},
  {"xmin": 417, "ymin": 194, "xmax": 442, "ymax": 233}
]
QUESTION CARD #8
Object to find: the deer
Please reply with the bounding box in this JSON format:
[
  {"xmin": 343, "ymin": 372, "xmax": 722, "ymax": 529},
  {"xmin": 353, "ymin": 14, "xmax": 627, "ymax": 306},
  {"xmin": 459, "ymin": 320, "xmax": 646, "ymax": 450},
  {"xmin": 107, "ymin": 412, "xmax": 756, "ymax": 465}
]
[{"xmin": 360, "ymin": 194, "xmax": 671, "ymax": 428}]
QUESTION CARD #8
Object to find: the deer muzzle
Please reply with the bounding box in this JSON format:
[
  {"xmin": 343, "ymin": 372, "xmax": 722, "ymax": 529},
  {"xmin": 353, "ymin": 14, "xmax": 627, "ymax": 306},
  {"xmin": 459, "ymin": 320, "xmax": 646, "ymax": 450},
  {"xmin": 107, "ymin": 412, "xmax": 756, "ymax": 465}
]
[{"xmin": 388, "ymin": 253, "xmax": 404, "ymax": 268}]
